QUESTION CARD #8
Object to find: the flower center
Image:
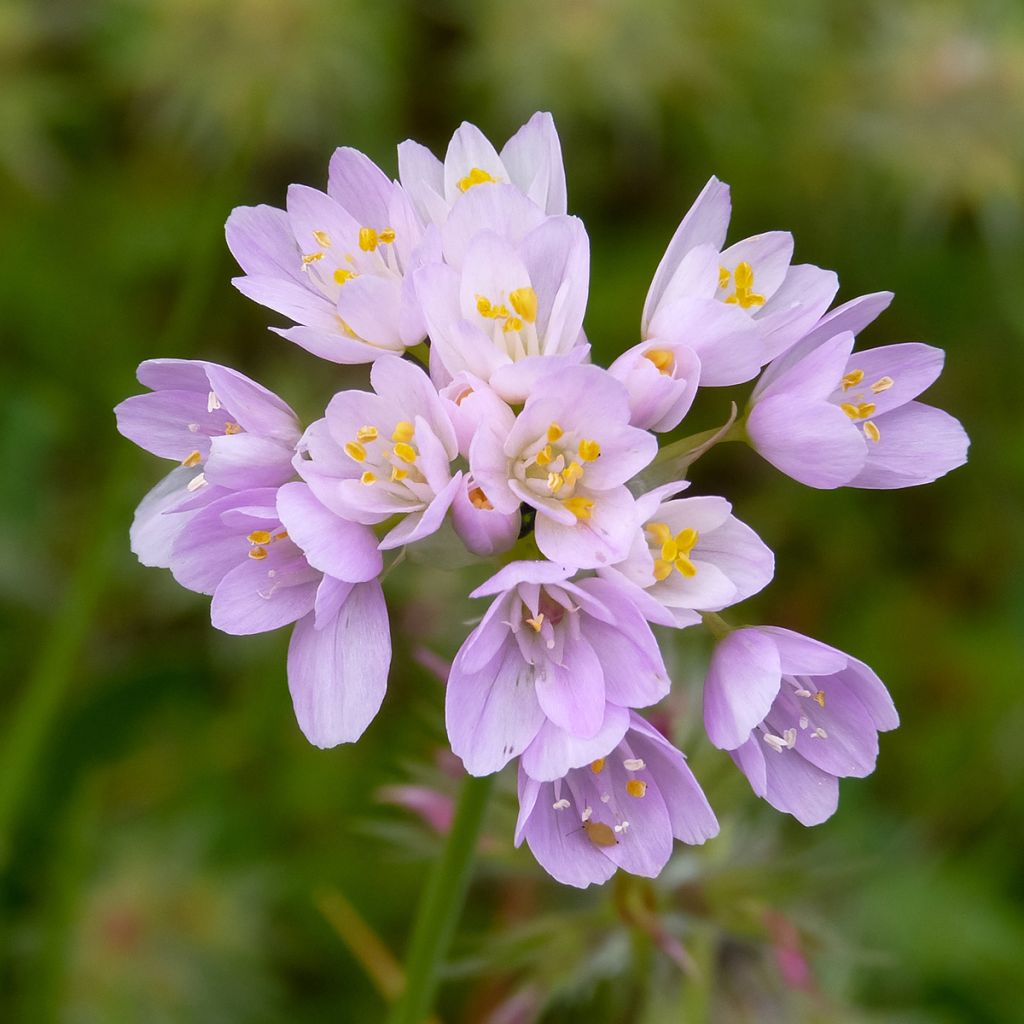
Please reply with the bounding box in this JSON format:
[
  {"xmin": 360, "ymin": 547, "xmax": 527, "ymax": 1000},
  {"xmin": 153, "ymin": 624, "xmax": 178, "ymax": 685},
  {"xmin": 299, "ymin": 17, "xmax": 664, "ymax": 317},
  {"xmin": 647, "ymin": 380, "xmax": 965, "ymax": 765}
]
[
  {"xmin": 343, "ymin": 419, "xmax": 427, "ymax": 491},
  {"xmin": 645, "ymin": 522, "xmax": 699, "ymax": 581},
  {"xmin": 719, "ymin": 261, "xmax": 765, "ymax": 309},
  {"xmin": 520, "ymin": 422, "xmax": 601, "ymax": 521},
  {"xmin": 836, "ymin": 368, "xmax": 894, "ymax": 443},
  {"xmin": 475, "ymin": 287, "xmax": 540, "ymax": 362},
  {"xmin": 457, "ymin": 166, "xmax": 499, "ymax": 192}
]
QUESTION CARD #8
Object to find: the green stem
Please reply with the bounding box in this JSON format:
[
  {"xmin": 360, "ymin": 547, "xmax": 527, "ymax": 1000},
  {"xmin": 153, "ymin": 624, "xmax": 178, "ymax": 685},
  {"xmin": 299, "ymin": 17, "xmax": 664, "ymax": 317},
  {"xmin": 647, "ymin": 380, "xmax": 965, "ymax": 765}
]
[{"xmin": 387, "ymin": 772, "xmax": 494, "ymax": 1024}]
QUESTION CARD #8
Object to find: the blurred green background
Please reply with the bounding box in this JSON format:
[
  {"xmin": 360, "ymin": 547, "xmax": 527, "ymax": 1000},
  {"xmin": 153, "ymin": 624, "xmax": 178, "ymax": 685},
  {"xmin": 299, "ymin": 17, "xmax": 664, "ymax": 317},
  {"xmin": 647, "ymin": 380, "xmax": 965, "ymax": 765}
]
[{"xmin": 2, "ymin": 1, "xmax": 1022, "ymax": 1021}]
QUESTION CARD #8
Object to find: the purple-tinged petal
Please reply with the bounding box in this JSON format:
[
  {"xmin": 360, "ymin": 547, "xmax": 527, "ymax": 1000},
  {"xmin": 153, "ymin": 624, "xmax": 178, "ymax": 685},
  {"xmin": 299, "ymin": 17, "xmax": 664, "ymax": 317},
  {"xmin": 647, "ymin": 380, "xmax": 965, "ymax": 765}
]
[
  {"xmin": 833, "ymin": 343, "xmax": 944, "ymax": 417},
  {"xmin": 704, "ymin": 628, "xmax": 782, "ymax": 750},
  {"xmin": 470, "ymin": 560, "xmax": 574, "ymax": 598},
  {"xmin": 379, "ymin": 471, "xmax": 462, "ymax": 550},
  {"xmin": 534, "ymin": 633, "xmax": 606, "ymax": 739},
  {"xmin": 398, "ymin": 139, "xmax": 447, "ymax": 226},
  {"xmin": 205, "ymin": 434, "xmax": 295, "ymax": 489},
  {"xmin": 534, "ymin": 484, "xmax": 639, "ymax": 569},
  {"xmin": 276, "ymin": 482, "xmax": 382, "ymax": 582},
  {"xmin": 287, "ymin": 579, "xmax": 391, "ymax": 747},
  {"xmin": 850, "ymin": 401, "xmax": 969, "ymax": 489},
  {"xmin": 211, "ymin": 550, "xmax": 319, "ymax": 636},
  {"xmin": 500, "ymin": 111, "xmax": 567, "ymax": 215},
  {"xmin": 313, "ymin": 574, "xmax": 355, "ymax": 629},
  {"xmin": 757, "ymin": 627, "xmax": 848, "ymax": 675},
  {"xmin": 441, "ymin": 183, "xmax": 546, "ymax": 267},
  {"xmin": 450, "ymin": 476, "xmax": 520, "ymax": 557},
  {"xmin": 755, "ymin": 264, "xmax": 839, "ymax": 364},
  {"xmin": 129, "ymin": 467, "xmax": 206, "ymax": 569},
  {"xmin": 327, "ymin": 147, "xmax": 394, "ymax": 228},
  {"xmin": 521, "ymin": 704, "xmax": 631, "ymax": 782},
  {"xmin": 225, "ymin": 204, "xmax": 303, "ymax": 282},
  {"xmin": 719, "ymin": 231, "xmax": 794, "ymax": 302},
  {"xmin": 202, "ymin": 364, "xmax": 300, "ymax": 442},
  {"xmin": 744, "ymin": 741, "xmax": 840, "ymax": 826}
]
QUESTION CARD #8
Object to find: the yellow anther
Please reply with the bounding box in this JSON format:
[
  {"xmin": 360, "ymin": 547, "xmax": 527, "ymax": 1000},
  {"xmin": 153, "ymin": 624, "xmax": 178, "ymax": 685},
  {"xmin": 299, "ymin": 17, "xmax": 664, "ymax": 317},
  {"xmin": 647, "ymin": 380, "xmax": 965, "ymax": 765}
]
[
  {"xmin": 841, "ymin": 402, "xmax": 876, "ymax": 420},
  {"xmin": 476, "ymin": 295, "xmax": 493, "ymax": 317},
  {"xmin": 626, "ymin": 779, "xmax": 647, "ymax": 798},
  {"xmin": 590, "ymin": 758, "xmax": 606, "ymax": 774},
  {"xmin": 248, "ymin": 546, "xmax": 268, "ymax": 560},
  {"xmin": 344, "ymin": 441, "xmax": 366, "ymax": 462},
  {"xmin": 392, "ymin": 421, "xmax": 415, "ymax": 443},
  {"xmin": 393, "ymin": 442, "xmax": 417, "ymax": 463},
  {"xmin": 391, "ymin": 466, "xmax": 408, "ymax": 482},
  {"xmin": 333, "ymin": 268, "xmax": 356, "ymax": 285},
  {"xmin": 223, "ymin": 421, "xmax": 242, "ymax": 435},
  {"xmin": 525, "ymin": 614, "xmax": 545, "ymax": 633},
  {"xmin": 275, "ymin": 531, "xmax": 288, "ymax": 540},
  {"xmin": 508, "ymin": 287, "xmax": 538, "ymax": 323},
  {"xmin": 653, "ymin": 559, "xmax": 674, "ymax": 581},
  {"xmin": 675, "ymin": 527, "xmax": 699, "ymax": 554},
  {"xmin": 547, "ymin": 422, "xmax": 564, "ymax": 442},
  {"xmin": 646, "ymin": 522, "xmax": 673, "ymax": 546},
  {"xmin": 863, "ymin": 421, "xmax": 881, "ymax": 443},
  {"xmin": 841, "ymin": 369, "xmax": 864, "ymax": 391},
  {"xmin": 813, "ymin": 690, "xmax": 826, "ymax": 708},
  {"xmin": 578, "ymin": 439, "xmax": 601, "ymax": 462},
  {"xmin": 563, "ymin": 461, "xmax": 584, "ymax": 485},
  {"xmin": 313, "ymin": 230, "xmax": 331, "ymax": 248},
  {"xmin": 661, "ymin": 538, "xmax": 678, "ymax": 562},
  {"xmin": 547, "ymin": 471, "xmax": 565, "ymax": 494},
  {"xmin": 535, "ymin": 444, "xmax": 553, "ymax": 466},
  {"xmin": 645, "ymin": 348, "xmax": 675, "ymax": 375},
  {"xmin": 360, "ymin": 471, "xmax": 377, "ymax": 485},
  {"xmin": 494, "ymin": 304, "xmax": 509, "ymax": 319},
  {"xmin": 181, "ymin": 450, "xmax": 202, "ymax": 468},
  {"xmin": 870, "ymin": 376, "xmax": 894, "ymax": 394},
  {"xmin": 503, "ymin": 317, "xmax": 523, "ymax": 332},
  {"xmin": 468, "ymin": 486, "xmax": 493, "ymax": 510},
  {"xmin": 302, "ymin": 251, "xmax": 324, "ymax": 265},
  {"xmin": 457, "ymin": 166, "xmax": 498, "ymax": 192},
  {"xmin": 358, "ymin": 227, "xmax": 378, "ymax": 251},
  {"xmin": 718, "ymin": 266, "xmax": 731, "ymax": 290},
  {"xmin": 378, "ymin": 227, "xmax": 396, "ymax": 244},
  {"xmin": 564, "ymin": 496, "xmax": 594, "ymax": 521},
  {"xmin": 247, "ymin": 530, "xmax": 272, "ymax": 545},
  {"xmin": 723, "ymin": 261, "xmax": 766, "ymax": 309},
  {"xmin": 356, "ymin": 425, "xmax": 379, "ymax": 443},
  {"xmin": 675, "ymin": 556, "xmax": 698, "ymax": 578}
]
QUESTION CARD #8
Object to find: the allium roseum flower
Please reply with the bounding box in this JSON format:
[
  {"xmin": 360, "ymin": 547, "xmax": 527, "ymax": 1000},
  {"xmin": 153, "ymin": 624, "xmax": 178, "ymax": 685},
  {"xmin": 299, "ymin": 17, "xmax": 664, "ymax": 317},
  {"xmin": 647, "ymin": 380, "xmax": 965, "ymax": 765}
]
[
  {"xmin": 226, "ymin": 148, "xmax": 433, "ymax": 364},
  {"xmin": 600, "ymin": 482, "xmax": 775, "ymax": 628},
  {"xmin": 398, "ymin": 112, "xmax": 567, "ymax": 226},
  {"xmin": 515, "ymin": 713, "xmax": 719, "ymax": 888},
  {"xmin": 115, "ymin": 358, "xmax": 301, "ymax": 492},
  {"xmin": 416, "ymin": 212, "xmax": 589, "ymax": 403},
  {"xmin": 747, "ymin": 331, "xmax": 970, "ymax": 489},
  {"xmin": 446, "ymin": 563, "xmax": 670, "ymax": 776},
  {"xmin": 704, "ymin": 627, "xmax": 899, "ymax": 825},
  {"xmin": 642, "ymin": 177, "xmax": 838, "ymax": 384},
  {"xmin": 295, "ymin": 355, "xmax": 462, "ymax": 550},
  {"xmin": 168, "ymin": 483, "xmax": 390, "ymax": 747},
  {"xmin": 470, "ymin": 365, "xmax": 657, "ymax": 568}
]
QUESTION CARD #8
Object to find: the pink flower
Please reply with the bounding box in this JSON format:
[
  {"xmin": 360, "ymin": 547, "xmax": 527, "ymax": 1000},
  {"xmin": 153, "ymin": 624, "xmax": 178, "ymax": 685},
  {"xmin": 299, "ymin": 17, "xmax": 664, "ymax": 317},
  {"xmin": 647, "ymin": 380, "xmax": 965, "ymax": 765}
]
[
  {"xmin": 295, "ymin": 355, "xmax": 462, "ymax": 550},
  {"xmin": 470, "ymin": 365, "xmax": 657, "ymax": 568},
  {"xmin": 515, "ymin": 713, "xmax": 718, "ymax": 888}
]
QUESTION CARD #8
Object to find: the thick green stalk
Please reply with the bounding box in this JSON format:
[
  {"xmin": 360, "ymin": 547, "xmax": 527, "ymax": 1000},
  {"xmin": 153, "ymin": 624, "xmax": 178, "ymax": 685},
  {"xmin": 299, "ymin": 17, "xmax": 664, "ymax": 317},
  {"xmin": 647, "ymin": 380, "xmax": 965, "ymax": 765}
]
[{"xmin": 387, "ymin": 772, "xmax": 494, "ymax": 1024}]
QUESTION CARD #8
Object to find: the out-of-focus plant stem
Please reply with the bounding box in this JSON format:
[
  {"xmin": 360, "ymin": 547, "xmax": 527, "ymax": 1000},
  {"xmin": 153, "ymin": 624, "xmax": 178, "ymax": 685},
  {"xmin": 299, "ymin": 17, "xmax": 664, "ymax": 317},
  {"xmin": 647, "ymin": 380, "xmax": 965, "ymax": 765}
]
[{"xmin": 387, "ymin": 772, "xmax": 494, "ymax": 1024}]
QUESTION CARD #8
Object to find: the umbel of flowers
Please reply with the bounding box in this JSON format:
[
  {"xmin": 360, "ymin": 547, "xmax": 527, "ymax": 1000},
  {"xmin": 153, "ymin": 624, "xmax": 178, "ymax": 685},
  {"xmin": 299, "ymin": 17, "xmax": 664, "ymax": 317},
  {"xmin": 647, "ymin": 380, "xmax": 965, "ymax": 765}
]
[{"xmin": 116, "ymin": 114, "xmax": 968, "ymax": 888}]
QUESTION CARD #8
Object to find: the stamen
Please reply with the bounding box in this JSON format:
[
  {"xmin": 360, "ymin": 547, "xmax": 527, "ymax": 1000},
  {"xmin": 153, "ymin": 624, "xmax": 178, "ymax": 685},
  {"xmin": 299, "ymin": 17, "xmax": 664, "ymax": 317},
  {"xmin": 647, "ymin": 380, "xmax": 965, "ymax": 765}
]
[
  {"xmin": 535, "ymin": 444, "xmax": 553, "ymax": 466},
  {"xmin": 333, "ymin": 268, "xmax": 356, "ymax": 285},
  {"xmin": 457, "ymin": 166, "xmax": 498, "ymax": 192},
  {"xmin": 468, "ymin": 487, "xmax": 493, "ymax": 510},
  {"xmin": 356, "ymin": 425, "xmax": 379, "ymax": 443},
  {"xmin": 841, "ymin": 369, "xmax": 864, "ymax": 391},
  {"xmin": 275, "ymin": 531, "xmax": 288, "ymax": 540},
  {"xmin": 248, "ymin": 546, "xmax": 268, "ymax": 560},
  {"xmin": 247, "ymin": 531, "xmax": 273, "ymax": 545},
  {"xmin": 302, "ymin": 251, "xmax": 324, "ymax": 265},
  {"xmin": 344, "ymin": 441, "xmax": 366, "ymax": 462},
  {"xmin": 841, "ymin": 402, "xmax": 876, "ymax": 420},
  {"xmin": 813, "ymin": 690, "xmax": 826, "ymax": 708},
  {"xmin": 722, "ymin": 261, "xmax": 766, "ymax": 308},
  {"xmin": 525, "ymin": 614, "xmax": 545, "ymax": 633},
  {"xmin": 644, "ymin": 348, "xmax": 674, "ymax": 375},
  {"xmin": 207, "ymin": 391, "xmax": 221, "ymax": 412},
  {"xmin": 870, "ymin": 376, "xmax": 894, "ymax": 394},
  {"xmin": 313, "ymin": 229, "xmax": 331, "ymax": 248},
  {"xmin": 503, "ymin": 317, "xmax": 523, "ymax": 332},
  {"xmin": 223, "ymin": 421, "xmax": 242, "ymax": 435},
  {"xmin": 863, "ymin": 421, "xmax": 881, "ymax": 443},
  {"xmin": 799, "ymin": 716, "xmax": 810, "ymax": 730},
  {"xmin": 626, "ymin": 779, "xmax": 647, "ymax": 798},
  {"xmin": 552, "ymin": 798, "xmax": 570, "ymax": 810},
  {"xmin": 563, "ymin": 462, "xmax": 584, "ymax": 485},
  {"xmin": 646, "ymin": 522, "xmax": 673, "ymax": 546},
  {"xmin": 181, "ymin": 450, "xmax": 202, "ymax": 468},
  {"xmin": 378, "ymin": 227, "xmax": 396, "ymax": 244},
  {"xmin": 763, "ymin": 733, "xmax": 787, "ymax": 753},
  {"xmin": 392, "ymin": 421, "xmax": 415, "ymax": 443},
  {"xmin": 590, "ymin": 758, "xmax": 605, "ymax": 774},
  {"xmin": 564, "ymin": 496, "xmax": 594, "ymax": 521},
  {"xmin": 393, "ymin": 442, "xmax": 417, "ymax": 463},
  {"xmin": 358, "ymin": 227, "xmax": 378, "ymax": 251},
  {"xmin": 623, "ymin": 758, "xmax": 645, "ymax": 771},
  {"xmin": 546, "ymin": 423, "xmax": 563, "ymax": 442},
  {"xmin": 187, "ymin": 423, "xmax": 200, "ymax": 433},
  {"xmin": 718, "ymin": 266, "xmax": 730, "ymax": 289},
  {"xmin": 578, "ymin": 439, "xmax": 601, "ymax": 462},
  {"xmin": 581, "ymin": 806, "xmax": 593, "ymax": 822},
  {"xmin": 547, "ymin": 471, "xmax": 565, "ymax": 494},
  {"xmin": 653, "ymin": 559, "xmax": 674, "ymax": 581},
  {"xmin": 186, "ymin": 472, "xmax": 207, "ymax": 492},
  {"xmin": 476, "ymin": 295, "xmax": 493, "ymax": 317},
  {"xmin": 390, "ymin": 466, "xmax": 408, "ymax": 482},
  {"xmin": 813, "ymin": 727, "xmax": 828, "ymax": 739},
  {"xmin": 360, "ymin": 471, "xmax": 377, "ymax": 485},
  {"xmin": 783, "ymin": 728, "xmax": 798, "ymax": 748},
  {"xmin": 508, "ymin": 287, "xmax": 538, "ymax": 323}
]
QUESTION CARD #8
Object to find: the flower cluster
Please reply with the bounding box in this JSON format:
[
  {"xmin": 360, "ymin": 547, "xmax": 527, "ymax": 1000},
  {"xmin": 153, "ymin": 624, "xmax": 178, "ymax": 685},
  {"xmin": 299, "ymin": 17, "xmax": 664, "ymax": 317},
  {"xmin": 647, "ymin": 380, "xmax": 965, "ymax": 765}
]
[{"xmin": 116, "ymin": 113, "xmax": 968, "ymax": 888}]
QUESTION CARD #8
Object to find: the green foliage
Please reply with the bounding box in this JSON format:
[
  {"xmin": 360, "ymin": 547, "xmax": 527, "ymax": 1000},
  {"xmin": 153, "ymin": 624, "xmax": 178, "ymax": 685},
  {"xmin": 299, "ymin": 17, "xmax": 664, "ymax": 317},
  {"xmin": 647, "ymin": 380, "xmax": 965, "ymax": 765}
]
[{"xmin": 1, "ymin": 1, "xmax": 1021, "ymax": 1020}]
